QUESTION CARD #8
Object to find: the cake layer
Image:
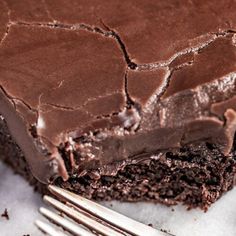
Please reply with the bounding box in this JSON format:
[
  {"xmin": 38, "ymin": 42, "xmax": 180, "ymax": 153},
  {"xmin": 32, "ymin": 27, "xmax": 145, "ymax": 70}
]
[{"xmin": 1, "ymin": 116, "xmax": 235, "ymax": 210}]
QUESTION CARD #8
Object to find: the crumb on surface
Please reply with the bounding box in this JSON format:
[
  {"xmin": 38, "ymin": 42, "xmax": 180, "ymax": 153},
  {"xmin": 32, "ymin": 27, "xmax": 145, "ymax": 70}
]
[
  {"xmin": 171, "ymin": 208, "xmax": 175, "ymax": 212},
  {"xmin": 160, "ymin": 228, "xmax": 176, "ymax": 236},
  {"xmin": 1, "ymin": 208, "xmax": 9, "ymax": 220},
  {"xmin": 148, "ymin": 223, "xmax": 153, "ymax": 227}
]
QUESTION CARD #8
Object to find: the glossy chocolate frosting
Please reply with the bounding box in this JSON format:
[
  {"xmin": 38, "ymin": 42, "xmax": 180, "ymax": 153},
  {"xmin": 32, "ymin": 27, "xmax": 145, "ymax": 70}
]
[{"xmin": 0, "ymin": 0, "xmax": 236, "ymax": 183}]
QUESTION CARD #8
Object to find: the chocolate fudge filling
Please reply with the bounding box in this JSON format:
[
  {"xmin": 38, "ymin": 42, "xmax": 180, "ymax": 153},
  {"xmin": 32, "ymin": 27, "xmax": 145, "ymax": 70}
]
[{"xmin": 0, "ymin": 0, "xmax": 236, "ymax": 209}]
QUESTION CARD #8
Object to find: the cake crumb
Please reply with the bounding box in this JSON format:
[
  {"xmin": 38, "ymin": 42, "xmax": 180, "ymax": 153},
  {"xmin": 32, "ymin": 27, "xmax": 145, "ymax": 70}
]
[
  {"xmin": 160, "ymin": 228, "xmax": 176, "ymax": 236},
  {"xmin": 1, "ymin": 208, "xmax": 9, "ymax": 220},
  {"xmin": 148, "ymin": 223, "xmax": 153, "ymax": 227},
  {"xmin": 171, "ymin": 208, "xmax": 175, "ymax": 212}
]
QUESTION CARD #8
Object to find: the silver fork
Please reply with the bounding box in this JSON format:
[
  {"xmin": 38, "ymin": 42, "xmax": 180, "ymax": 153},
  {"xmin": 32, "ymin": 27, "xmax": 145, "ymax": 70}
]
[{"xmin": 35, "ymin": 185, "xmax": 171, "ymax": 236}]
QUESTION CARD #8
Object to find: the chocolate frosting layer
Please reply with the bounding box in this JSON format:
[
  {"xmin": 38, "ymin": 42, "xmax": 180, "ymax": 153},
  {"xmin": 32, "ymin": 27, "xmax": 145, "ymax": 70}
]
[{"xmin": 0, "ymin": 0, "xmax": 236, "ymax": 183}]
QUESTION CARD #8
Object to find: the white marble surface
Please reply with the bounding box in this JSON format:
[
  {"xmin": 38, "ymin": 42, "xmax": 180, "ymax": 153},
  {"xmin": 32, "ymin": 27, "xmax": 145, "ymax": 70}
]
[{"xmin": 1, "ymin": 161, "xmax": 236, "ymax": 236}]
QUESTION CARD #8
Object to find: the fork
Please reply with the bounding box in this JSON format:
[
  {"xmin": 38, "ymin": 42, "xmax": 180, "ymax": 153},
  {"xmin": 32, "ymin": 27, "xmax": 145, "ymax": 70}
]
[{"xmin": 35, "ymin": 185, "xmax": 171, "ymax": 236}]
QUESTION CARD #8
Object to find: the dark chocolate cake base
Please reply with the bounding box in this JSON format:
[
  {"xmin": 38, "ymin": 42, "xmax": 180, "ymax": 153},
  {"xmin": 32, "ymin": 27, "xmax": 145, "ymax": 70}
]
[{"xmin": 1, "ymin": 116, "xmax": 236, "ymax": 210}]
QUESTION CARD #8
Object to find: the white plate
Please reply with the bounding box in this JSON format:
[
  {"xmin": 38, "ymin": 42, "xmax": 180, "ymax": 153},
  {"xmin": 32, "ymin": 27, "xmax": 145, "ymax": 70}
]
[{"xmin": 1, "ymin": 162, "xmax": 236, "ymax": 236}]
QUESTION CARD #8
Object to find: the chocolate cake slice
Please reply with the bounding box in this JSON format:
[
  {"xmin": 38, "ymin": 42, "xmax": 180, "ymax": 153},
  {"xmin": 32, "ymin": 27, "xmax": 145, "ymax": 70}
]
[{"xmin": 0, "ymin": 0, "xmax": 236, "ymax": 210}]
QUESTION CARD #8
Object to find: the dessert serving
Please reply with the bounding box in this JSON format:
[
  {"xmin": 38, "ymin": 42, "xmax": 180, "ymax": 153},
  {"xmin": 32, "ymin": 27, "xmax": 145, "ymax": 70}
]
[{"xmin": 0, "ymin": 0, "xmax": 236, "ymax": 210}]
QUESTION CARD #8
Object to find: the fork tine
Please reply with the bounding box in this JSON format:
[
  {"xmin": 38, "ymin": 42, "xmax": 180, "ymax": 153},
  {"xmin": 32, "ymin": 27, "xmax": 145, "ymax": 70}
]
[
  {"xmin": 49, "ymin": 185, "xmax": 166, "ymax": 236},
  {"xmin": 35, "ymin": 220, "xmax": 68, "ymax": 236},
  {"xmin": 39, "ymin": 207, "xmax": 95, "ymax": 236},
  {"xmin": 43, "ymin": 195, "xmax": 126, "ymax": 236}
]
